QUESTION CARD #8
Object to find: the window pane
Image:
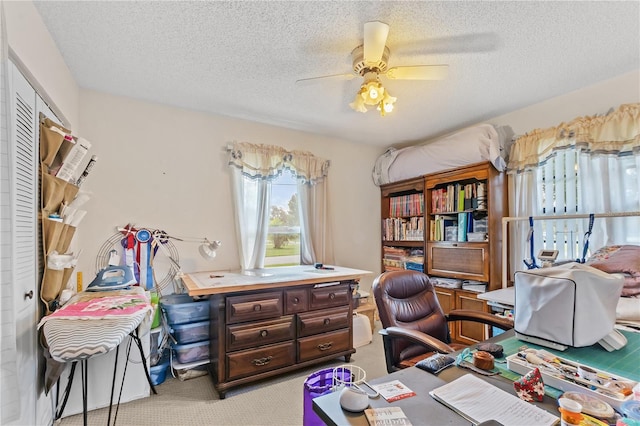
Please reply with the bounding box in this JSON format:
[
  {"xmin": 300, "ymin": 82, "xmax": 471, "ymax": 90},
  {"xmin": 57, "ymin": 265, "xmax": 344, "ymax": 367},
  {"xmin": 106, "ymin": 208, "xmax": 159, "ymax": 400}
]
[{"xmin": 266, "ymin": 170, "xmax": 300, "ymax": 266}]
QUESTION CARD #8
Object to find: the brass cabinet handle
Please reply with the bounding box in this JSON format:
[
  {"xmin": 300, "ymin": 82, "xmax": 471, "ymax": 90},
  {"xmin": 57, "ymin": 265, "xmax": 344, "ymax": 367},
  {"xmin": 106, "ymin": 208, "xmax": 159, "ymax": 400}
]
[
  {"xmin": 253, "ymin": 304, "xmax": 262, "ymax": 312},
  {"xmin": 260, "ymin": 330, "xmax": 268, "ymax": 338},
  {"xmin": 323, "ymin": 318, "xmax": 330, "ymax": 325},
  {"xmin": 251, "ymin": 356, "xmax": 273, "ymax": 366},
  {"xmin": 317, "ymin": 342, "xmax": 332, "ymax": 351},
  {"xmin": 292, "ymin": 297, "xmax": 299, "ymax": 304}
]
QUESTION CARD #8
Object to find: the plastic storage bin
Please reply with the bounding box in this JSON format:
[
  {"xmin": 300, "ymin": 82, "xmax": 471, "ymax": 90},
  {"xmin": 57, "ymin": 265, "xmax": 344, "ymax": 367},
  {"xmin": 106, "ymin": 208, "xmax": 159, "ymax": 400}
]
[
  {"xmin": 171, "ymin": 320, "xmax": 210, "ymax": 344},
  {"xmin": 172, "ymin": 340, "xmax": 210, "ymax": 364},
  {"xmin": 150, "ymin": 350, "xmax": 170, "ymax": 386},
  {"xmin": 160, "ymin": 294, "xmax": 210, "ymax": 325}
]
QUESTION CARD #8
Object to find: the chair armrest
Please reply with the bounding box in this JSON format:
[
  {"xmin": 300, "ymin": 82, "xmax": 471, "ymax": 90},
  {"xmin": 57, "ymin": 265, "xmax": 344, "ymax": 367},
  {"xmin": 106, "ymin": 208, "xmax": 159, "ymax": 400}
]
[
  {"xmin": 382, "ymin": 326, "xmax": 455, "ymax": 354},
  {"xmin": 446, "ymin": 309, "xmax": 514, "ymax": 331}
]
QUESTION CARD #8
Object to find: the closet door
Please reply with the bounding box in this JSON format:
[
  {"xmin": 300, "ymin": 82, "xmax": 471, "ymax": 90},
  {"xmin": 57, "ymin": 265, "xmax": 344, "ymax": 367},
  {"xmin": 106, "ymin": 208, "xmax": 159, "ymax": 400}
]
[{"xmin": 8, "ymin": 61, "xmax": 38, "ymax": 426}]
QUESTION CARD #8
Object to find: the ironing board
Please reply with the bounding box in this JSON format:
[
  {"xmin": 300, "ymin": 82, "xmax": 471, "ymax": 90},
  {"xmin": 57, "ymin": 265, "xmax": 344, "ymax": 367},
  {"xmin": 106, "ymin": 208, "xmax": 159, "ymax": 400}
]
[{"xmin": 39, "ymin": 287, "xmax": 156, "ymax": 425}]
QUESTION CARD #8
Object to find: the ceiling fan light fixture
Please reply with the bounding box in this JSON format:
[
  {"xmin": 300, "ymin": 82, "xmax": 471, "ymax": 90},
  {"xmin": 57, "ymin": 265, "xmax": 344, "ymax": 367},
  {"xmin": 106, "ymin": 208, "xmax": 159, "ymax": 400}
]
[
  {"xmin": 351, "ymin": 72, "xmax": 395, "ymax": 116},
  {"xmin": 361, "ymin": 80, "xmax": 384, "ymax": 105}
]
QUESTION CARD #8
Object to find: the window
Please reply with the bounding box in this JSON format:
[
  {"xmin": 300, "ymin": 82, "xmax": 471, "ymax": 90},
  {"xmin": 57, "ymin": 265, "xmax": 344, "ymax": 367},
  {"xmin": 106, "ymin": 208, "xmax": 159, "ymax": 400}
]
[
  {"xmin": 529, "ymin": 151, "xmax": 639, "ymax": 262},
  {"xmin": 266, "ymin": 170, "xmax": 300, "ymax": 266},
  {"xmin": 507, "ymin": 104, "xmax": 640, "ymax": 275},
  {"xmin": 228, "ymin": 142, "xmax": 331, "ymax": 271}
]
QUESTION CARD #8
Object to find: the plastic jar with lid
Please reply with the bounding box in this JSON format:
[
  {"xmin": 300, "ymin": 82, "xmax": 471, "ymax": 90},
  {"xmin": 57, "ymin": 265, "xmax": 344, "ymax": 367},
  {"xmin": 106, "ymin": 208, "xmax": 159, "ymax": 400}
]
[{"xmin": 558, "ymin": 397, "xmax": 583, "ymax": 426}]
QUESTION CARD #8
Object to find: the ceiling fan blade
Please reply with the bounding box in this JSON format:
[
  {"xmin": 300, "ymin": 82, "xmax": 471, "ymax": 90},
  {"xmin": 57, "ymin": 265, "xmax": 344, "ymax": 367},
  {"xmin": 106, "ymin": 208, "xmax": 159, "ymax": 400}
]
[
  {"xmin": 363, "ymin": 21, "xmax": 389, "ymax": 64},
  {"xmin": 385, "ymin": 65, "xmax": 449, "ymax": 80},
  {"xmin": 295, "ymin": 73, "xmax": 356, "ymax": 85}
]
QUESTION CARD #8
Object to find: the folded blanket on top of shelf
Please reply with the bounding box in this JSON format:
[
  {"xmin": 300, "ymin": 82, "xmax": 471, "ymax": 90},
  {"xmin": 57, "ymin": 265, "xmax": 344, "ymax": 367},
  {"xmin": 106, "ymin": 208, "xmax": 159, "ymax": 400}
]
[{"xmin": 372, "ymin": 124, "xmax": 514, "ymax": 186}]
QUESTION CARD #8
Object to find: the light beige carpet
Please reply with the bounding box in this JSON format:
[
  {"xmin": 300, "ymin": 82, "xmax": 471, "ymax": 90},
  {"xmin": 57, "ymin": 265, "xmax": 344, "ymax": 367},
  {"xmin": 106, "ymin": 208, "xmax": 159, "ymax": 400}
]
[{"xmin": 59, "ymin": 322, "xmax": 387, "ymax": 425}]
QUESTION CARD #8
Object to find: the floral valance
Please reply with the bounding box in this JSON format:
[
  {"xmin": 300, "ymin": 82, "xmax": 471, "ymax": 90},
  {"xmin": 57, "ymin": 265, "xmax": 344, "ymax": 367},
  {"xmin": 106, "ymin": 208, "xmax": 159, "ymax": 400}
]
[
  {"xmin": 227, "ymin": 141, "xmax": 330, "ymax": 183},
  {"xmin": 507, "ymin": 103, "xmax": 640, "ymax": 173}
]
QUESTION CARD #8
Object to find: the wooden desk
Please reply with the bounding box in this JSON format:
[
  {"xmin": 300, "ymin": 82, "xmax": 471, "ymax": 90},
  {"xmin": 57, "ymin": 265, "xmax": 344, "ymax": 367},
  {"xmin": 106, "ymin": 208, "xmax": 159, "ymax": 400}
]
[
  {"xmin": 182, "ymin": 265, "xmax": 372, "ymax": 398},
  {"xmin": 182, "ymin": 265, "xmax": 371, "ymax": 296},
  {"xmin": 313, "ymin": 330, "xmax": 562, "ymax": 426},
  {"xmin": 314, "ymin": 328, "xmax": 640, "ymax": 425}
]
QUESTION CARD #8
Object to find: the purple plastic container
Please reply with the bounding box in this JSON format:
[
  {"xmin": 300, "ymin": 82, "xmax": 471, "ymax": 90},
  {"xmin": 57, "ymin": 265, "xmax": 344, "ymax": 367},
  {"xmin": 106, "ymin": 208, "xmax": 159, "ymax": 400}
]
[{"xmin": 303, "ymin": 368, "xmax": 351, "ymax": 426}]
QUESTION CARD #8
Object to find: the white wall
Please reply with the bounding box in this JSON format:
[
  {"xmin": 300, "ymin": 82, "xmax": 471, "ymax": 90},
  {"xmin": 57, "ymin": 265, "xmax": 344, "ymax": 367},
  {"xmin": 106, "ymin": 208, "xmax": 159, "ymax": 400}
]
[
  {"xmin": 487, "ymin": 70, "xmax": 640, "ymax": 136},
  {"xmin": 75, "ymin": 90, "xmax": 383, "ymax": 291}
]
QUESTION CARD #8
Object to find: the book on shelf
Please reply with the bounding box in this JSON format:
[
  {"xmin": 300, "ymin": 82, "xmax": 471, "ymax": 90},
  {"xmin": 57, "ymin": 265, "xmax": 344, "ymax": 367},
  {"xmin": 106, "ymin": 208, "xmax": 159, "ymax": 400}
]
[
  {"xmin": 364, "ymin": 407, "xmax": 412, "ymax": 426},
  {"xmin": 457, "ymin": 212, "xmax": 468, "ymax": 242},
  {"xmin": 371, "ymin": 379, "xmax": 416, "ymax": 402},
  {"xmin": 389, "ymin": 193, "xmax": 424, "ymax": 217}
]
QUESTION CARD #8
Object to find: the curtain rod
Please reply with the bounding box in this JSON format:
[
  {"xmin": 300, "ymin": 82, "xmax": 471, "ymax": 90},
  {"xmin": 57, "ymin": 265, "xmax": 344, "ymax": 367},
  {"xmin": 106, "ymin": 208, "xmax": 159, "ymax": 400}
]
[{"xmin": 501, "ymin": 211, "xmax": 640, "ymax": 288}]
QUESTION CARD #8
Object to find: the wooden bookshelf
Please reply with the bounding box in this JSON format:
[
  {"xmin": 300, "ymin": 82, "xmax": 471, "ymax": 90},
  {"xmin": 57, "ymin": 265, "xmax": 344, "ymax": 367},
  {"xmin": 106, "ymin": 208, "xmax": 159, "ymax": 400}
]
[{"xmin": 379, "ymin": 162, "xmax": 507, "ymax": 344}]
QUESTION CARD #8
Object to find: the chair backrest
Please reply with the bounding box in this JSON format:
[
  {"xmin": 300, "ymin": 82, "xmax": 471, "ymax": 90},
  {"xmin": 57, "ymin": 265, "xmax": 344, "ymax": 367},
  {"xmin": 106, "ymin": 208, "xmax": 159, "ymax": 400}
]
[{"xmin": 373, "ymin": 270, "xmax": 451, "ymax": 363}]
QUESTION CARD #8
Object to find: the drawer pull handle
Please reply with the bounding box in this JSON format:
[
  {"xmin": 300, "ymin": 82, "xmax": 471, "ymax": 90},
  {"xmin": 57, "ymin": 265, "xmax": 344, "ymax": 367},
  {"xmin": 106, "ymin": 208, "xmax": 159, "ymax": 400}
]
[
  {"xmin": 329, "ymin": 293, "xmax": 335, "ymax": 300},
  {"xmin": 292, "ymin": 297, "xmax": 299, "ymax": 304},
  {"xmin": 323, "ymin": 318, "xmax": 330, "ymax": 325},
  {"xmin": 317, "ymin": 342, "xmax": 332, "ymax": 351},
  {"xmin": 251, "ymin": 356, "xmax": 273, "ymax": 366},
  {"xmin": 253, "ymin": 304, "xmax": 262, "ymax": 312},
  {"xmin": 260, "ymin": 330, "xmax": 268, "ymax": 338}
]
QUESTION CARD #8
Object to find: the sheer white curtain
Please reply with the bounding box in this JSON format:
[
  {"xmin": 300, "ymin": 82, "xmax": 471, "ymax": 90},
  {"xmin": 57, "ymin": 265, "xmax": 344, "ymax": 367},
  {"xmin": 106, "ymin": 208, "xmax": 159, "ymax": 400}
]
[
  {"xmin": 507, "ymin": 104, "xmax": 640, "ymax": 276},
  {"xmin": 228, "ymin": 142, "xmax": 331, "ymax": 269},
  {"xmin": 230, "ymin": 168, "xmax": 271, "ymax": 270},
  {"xmin": 297, "ymin": 170, "xmax": 334, "ymax": 265}
]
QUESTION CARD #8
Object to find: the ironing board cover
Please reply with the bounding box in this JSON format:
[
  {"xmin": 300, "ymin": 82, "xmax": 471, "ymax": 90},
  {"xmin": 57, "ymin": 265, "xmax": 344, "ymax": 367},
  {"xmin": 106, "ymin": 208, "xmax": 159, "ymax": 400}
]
[{"xmin": 39, "ymin": 287, "xmax": 152, "ymax": 363}]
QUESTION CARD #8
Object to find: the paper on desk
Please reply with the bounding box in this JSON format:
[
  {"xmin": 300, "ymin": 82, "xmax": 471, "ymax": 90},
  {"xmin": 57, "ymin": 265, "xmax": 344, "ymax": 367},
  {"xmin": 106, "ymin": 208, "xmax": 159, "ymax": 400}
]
[{"xmin": 429, "ymin": 374, "xmax": 558, "ymax": 426}]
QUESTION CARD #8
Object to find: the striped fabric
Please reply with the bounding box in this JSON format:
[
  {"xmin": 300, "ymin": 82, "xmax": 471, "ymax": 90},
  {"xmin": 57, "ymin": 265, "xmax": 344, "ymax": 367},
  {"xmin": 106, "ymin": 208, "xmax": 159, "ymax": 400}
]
[
  {"xmin": 42, "ymin": 312, "xmax": 150, "ymax": 362},
  {"xmin": 40, "ymin": 288, "xmax": 152, "ymax": 363}
]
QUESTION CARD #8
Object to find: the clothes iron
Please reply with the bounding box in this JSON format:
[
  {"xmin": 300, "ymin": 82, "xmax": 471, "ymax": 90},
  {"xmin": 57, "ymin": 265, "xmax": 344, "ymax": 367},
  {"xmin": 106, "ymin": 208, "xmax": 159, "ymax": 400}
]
[{"xmin": 86, "ymin": 266, "xmax": 135, "ymax": 291}]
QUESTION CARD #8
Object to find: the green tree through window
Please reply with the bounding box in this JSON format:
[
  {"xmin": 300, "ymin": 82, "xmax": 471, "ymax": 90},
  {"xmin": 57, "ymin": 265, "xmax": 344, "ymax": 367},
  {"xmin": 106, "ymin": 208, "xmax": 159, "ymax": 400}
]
[{"xmin": 266, "ymin": 171, "xmax": 300, "ymax": 265}]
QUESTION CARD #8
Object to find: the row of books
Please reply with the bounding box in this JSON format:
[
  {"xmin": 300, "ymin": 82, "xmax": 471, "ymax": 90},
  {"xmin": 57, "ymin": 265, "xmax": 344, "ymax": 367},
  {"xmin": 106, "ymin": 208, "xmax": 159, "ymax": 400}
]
[
  {"xmin": 382, "ymin": 247, "xmax": 424, "ymax": 272},
  {"xmin": 389, "ymin": 193, "xmax": 424, "ymax": 217},
  {"xmin": 431, "ymin": 181, "xmax": 486, "ymax": 214},
  {"xmin": 382, "ymin": 217, "xmax": 424, "ymax": 241},
  {"xmin": 429, "ymin": 213, "xmax": 488, "ymax": 242}
]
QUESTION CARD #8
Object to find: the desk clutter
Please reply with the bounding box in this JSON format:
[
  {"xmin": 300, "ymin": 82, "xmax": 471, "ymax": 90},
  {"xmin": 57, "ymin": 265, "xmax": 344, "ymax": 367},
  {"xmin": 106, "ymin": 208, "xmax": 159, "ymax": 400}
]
[
  {"xmin": 472, "ymin": 334, "xmax": 640, "ymax": 425},
  {"xmin": 323, "ymin": 330, "xmax": 640, "ymax": 426}
]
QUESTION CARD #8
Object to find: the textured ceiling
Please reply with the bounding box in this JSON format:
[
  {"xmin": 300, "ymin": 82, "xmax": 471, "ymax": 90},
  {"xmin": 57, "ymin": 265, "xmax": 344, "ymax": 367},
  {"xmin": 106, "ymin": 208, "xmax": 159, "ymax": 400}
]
[{"xmin": 33, "ymin": 1, "xmax": 640, "ymax": 147}]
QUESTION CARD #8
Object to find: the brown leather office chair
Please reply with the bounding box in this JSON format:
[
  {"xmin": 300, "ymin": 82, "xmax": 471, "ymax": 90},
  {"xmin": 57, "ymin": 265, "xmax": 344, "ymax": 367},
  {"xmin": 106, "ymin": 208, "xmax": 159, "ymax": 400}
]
[{"xmin": 373, "ymin": 270, "xmax": 514, "ymax": 373}]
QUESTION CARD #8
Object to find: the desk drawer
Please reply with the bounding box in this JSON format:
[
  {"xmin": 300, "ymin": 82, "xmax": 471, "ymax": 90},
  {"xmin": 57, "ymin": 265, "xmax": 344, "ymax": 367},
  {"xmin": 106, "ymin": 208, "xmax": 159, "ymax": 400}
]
[
  {"xmin": 226, "ymin": 342, "xmax": 295, "ymax": 381},
  {"xmin": 297, "ymin": 307, "xmax": 350, "ymax": 337},
  {"xmin": 309, "ymin": 284, "xmax": 350, "ymax": 310},
  {"xmin": 226, "ymin": 291, "xmax": 283, "ymax": 324},
  {"xmin": 284, "ymin": 288, "xmax": 308, "ymax": 314},
  {"xmin": 226, "ymin": 316, "xmax": 295, "ymax": 352},
  {"xmin": 298, "ymin": 329, "xmax": 350, "ymax": 362}
]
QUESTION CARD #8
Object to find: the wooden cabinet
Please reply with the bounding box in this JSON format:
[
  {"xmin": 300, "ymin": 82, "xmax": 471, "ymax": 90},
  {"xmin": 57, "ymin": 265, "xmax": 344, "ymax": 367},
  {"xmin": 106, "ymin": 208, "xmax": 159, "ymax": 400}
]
[
  {"xmin": 435, "ymin": 287, "xmax": 491, "ymax": 344},
  {"xmin": 210, "ymin": 281, "xmax": 356, "ymax": 398},
  {"xmin": 425, "ymin": 162, "xmax": 506, "ymax": 343},
  {"xmin": 425, "ymin": 162, "xmax": 507, "ymax": 291},
  {"xmin": 379, "ymin": 162, "xmax": 507, "ymax": 343}
]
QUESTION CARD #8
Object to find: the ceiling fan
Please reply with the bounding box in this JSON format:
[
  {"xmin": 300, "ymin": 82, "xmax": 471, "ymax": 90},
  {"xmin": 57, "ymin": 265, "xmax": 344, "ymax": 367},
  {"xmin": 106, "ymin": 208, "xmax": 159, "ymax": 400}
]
[{"xmin": 296, "ymin": 21, "xmax": 449, "ymax": 116}]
